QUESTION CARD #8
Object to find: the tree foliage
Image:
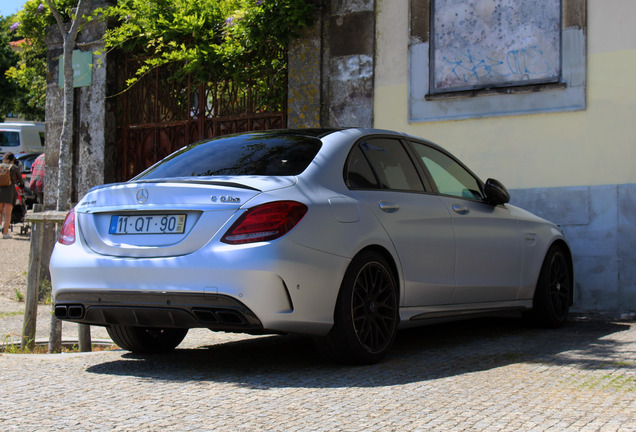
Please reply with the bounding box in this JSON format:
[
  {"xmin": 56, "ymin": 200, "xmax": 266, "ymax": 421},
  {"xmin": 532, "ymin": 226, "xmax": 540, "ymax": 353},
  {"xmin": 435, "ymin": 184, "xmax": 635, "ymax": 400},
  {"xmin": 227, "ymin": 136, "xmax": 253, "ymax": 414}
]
[
  {"xmin": 4, "ymin": 0, "xmax": 77, "ymax": 120},
  {"xmin": 4, "ymin": 0, "xmax": 315, "ymax": 119},
  {"xmin": 99, "ymin": 0, "xmax": 315, "ymax": 105},
  {"xmin": 0, "ymin": 17, "xmax": 20, "ymax": 121}
]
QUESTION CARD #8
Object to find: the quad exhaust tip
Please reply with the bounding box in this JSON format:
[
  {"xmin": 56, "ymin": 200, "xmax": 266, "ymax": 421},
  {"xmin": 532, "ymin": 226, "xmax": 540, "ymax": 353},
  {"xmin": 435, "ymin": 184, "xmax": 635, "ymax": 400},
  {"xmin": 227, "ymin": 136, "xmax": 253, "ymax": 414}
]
[
  {"xmin": 55, "ymin": 304, "xmax": 85, "ymax": 320},
  {"xmin": 192, "ymin": 308, "xmax": 247, "ymax": 325}
]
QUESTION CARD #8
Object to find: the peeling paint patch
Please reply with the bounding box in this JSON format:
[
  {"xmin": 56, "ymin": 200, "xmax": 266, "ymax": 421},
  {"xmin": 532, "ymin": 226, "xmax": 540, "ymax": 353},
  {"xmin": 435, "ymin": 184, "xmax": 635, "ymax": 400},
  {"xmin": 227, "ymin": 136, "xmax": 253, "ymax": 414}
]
[{"xmin": 331, "ymin": 55, "xmax": 374, "ymax": 81}]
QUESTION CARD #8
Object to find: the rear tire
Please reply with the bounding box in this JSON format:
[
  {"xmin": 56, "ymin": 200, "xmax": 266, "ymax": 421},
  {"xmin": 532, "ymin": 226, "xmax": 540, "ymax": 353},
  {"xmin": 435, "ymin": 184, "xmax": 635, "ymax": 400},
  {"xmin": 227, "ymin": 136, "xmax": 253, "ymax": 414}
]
[
  {"xmin": 527, "ymin": 245, "xmax": 572, "ymax": 328},
  {"xmin": 107, "ymin": 325, "xmax": 188, "ymax": 353},
  {"xmin": 318, "ymin": 251, "xmax": 399, "ymax": 365}
]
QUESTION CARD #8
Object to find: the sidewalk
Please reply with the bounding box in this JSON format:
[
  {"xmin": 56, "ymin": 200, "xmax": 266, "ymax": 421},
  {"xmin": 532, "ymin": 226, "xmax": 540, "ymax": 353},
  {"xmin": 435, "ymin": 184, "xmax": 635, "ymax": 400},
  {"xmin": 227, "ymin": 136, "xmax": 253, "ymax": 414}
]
[{"xmin": 0, "ymin": 229, "xmax": 111, "ymax": 346}]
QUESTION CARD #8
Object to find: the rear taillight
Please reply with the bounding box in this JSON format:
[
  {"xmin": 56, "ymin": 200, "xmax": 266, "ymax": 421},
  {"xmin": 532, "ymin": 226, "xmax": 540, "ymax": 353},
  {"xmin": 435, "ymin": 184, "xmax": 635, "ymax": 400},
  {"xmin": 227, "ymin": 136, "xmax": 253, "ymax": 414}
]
[
  {"xmin": 58, "ymin": 209, "xmax": 76, "ymax": 245},
  {"xmin": 221, "ymin": 201, "xmax": 308, "ymax": 245}
]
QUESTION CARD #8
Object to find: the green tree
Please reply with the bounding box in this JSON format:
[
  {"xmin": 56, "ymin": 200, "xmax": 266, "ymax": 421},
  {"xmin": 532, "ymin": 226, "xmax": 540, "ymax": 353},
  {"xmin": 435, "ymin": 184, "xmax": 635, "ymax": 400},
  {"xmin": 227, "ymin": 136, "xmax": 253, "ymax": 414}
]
[
  {"xmin": 6, "ymin": 0, "xmax": 315, "ymax": 117},
  {"xmin": 0, "ymin": 16, "xmax": 21, "ymax": 121},
  {"xmin": 5, "ymin": 0, "xmax": 78, "ymax": 121},
  {"xmin": 99, "ymin": 0, "xmax": 315, "ymax": 108}
]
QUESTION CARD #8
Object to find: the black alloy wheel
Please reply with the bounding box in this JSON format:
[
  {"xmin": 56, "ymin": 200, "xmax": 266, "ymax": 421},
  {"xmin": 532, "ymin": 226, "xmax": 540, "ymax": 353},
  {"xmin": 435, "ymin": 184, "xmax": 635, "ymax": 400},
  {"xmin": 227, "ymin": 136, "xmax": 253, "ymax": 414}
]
[
  {"xmin": 351, "ymin": 261, "xmax": 398, "ymax": 353},
  {"xmin": 318, "ymin": 251, "xmax": 399, "ymax": 365},
  {"xmin": 528, "ymin": 244, "xmax": 572, "ymax": 328}
]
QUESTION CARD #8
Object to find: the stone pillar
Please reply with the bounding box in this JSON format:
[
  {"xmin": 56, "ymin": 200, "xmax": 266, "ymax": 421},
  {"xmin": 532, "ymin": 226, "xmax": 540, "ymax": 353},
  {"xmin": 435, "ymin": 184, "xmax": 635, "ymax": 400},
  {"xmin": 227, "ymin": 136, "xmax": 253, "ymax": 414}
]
[
  {"xmin": 42, "ymin": 1, "xmax": 117, "ymax": 351},
  {"xmin": 327, "ymin": 0, "xmax": 375, "ymax": 127},
  {"xmin": 288, "ymin": 0, "xmax": 376, "ymax": 128},
  {"xmin": 288, "ymin": 20, "xmax": 323, "ymax": 128},
  {"xmin": 45, "ymin": 0, "xmax": 116, "ymax": 210}
]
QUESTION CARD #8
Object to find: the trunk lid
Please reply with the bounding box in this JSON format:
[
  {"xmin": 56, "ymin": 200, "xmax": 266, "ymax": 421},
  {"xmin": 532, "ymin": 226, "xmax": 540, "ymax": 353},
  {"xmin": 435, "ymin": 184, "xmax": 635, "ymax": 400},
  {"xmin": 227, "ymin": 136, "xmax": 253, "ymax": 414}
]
[{"xmin": 76, "ymin": 177, "xmax": 295, "ymax": 257}]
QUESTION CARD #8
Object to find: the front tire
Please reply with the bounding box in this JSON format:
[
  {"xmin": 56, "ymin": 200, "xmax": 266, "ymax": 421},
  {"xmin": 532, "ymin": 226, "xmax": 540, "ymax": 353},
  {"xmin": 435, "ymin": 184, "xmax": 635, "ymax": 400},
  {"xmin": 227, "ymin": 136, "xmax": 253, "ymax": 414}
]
[
  {"xmin": 528, "ymin": 244, "xmax": 572, "ymax": 328},
  {"xmin": 318, "ymin": 251, "xmax": 399, "ymax": 365},
  {"xmin": 107, "ymin": 325, "xmax": 188, "ymax": 353}
]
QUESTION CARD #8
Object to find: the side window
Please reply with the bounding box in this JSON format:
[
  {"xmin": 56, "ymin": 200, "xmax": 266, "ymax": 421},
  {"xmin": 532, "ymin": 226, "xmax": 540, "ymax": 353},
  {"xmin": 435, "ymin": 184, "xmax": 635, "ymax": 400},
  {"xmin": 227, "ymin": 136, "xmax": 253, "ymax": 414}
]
[
  {"xmin": 345, "ymin": 145, "xmax": 380, "ymax": 189},
  {"xmin": 39, "ymin": 132, "xmax": 46, "ymax": 147},
  {"xmin": 0, "ymin": 131, "xmax": 20, "ymax": 147},
  {"xmin": 354, "ymin": 138, "xmax": 425, "ymax": 192},
  {"xmin": 411, "ymin": 142, "xmax": 484, "ymax": 200}
]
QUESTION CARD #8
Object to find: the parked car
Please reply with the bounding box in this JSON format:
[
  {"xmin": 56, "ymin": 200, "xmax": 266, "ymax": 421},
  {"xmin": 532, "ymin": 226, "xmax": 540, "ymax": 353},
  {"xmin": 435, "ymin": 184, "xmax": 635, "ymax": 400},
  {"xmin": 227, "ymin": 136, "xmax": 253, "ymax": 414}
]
[
  {"xmin": 0, "ymin": 122, "xmax": 45, "ymax": 158},
  {"xmin": 49, "ymin": 128, "xmax": 574, "ymax": 364}
]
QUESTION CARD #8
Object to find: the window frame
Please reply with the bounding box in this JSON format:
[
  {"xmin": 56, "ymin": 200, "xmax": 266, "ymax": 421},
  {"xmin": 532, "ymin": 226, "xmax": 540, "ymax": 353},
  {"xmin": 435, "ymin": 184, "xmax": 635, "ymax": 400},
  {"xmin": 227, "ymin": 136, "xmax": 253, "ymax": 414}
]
[
  {"xmin": 408, "ymin": 0, "xmax": 586, "ymax": 122},
  {"xmin": 406, "ymin": 139, "xmax": 487, "ymax": 202},
  {"xmin": 344, "ymin": 135, "xmax": 433, "ymax": 193},
  {"xmin": 428, "ymin": 0, "xmax": 563, "ymax": 95}
]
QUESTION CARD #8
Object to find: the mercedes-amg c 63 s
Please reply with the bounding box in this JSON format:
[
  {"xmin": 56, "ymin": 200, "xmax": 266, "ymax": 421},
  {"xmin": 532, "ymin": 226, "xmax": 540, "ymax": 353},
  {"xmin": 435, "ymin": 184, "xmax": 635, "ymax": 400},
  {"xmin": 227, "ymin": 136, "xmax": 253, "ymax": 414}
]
[{"xmin": 50, "ymin": 128, "xmax": 573, "ymax": 364}]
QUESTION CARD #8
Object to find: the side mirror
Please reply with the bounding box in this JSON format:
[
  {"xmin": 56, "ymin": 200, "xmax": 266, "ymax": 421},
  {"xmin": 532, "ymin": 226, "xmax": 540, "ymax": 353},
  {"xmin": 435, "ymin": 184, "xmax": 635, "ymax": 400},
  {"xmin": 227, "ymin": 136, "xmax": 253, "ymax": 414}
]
[{"xmin": 484, "ymin": 178, "xmax": 510, "ymax": 205}]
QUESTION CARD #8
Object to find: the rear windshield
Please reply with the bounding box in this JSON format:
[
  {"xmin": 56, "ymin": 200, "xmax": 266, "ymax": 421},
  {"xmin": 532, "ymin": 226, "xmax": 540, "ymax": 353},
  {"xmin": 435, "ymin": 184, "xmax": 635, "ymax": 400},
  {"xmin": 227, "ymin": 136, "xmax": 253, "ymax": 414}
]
[
  {"xmin": 134, "ymin": 133, "xmax": 322, "ymax": 180},
  {"xmin": 0, "ymin": 131, "xmax": 20, "ymax": 147}
]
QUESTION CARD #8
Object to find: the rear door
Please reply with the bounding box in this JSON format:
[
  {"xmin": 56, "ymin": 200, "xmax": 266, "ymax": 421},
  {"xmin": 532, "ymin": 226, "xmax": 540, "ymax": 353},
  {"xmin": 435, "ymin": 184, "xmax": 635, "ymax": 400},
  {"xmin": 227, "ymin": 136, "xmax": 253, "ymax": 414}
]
[{"xmin": 346, "ymin": 137, "xmax": 456, "ymax": 307}]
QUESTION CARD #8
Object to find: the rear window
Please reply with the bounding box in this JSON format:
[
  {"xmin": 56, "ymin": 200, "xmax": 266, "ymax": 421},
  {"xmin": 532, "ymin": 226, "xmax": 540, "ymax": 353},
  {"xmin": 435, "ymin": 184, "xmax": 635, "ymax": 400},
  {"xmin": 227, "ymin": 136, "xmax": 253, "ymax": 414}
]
[
  {"xmin": 0, "ymin": 131, "xmax": 20, "ymax": 147},
  {"xmin": 134, "ymin": 133, "xmax": 322, "ymax": 180}
]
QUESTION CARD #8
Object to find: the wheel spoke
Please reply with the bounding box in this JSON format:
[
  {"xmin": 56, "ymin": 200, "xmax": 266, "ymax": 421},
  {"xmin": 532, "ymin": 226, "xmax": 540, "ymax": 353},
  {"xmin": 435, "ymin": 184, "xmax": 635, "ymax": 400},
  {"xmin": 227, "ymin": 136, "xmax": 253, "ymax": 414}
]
[
  {"xmin": 548, "ymin": 253, "xmax": 570, "ymax": 319},
  {"xmin": 351, "ymin": 261, "xmax": 398, "ymax": 352}
]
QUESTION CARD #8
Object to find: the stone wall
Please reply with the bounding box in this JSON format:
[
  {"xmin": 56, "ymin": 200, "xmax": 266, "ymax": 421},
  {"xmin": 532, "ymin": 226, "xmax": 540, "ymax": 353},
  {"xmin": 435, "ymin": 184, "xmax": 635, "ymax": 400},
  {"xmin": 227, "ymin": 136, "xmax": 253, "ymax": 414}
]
[
  {"xmin": 44, "ymin": 1, "xmax": 116, "ymax": 210},
  {"xmin": 511, "ymin": 185, "xmax": 636, "ymax": 316},
  {"xmin": 288, "ymin": 0, "xmax": 376, "ymax": 128}
]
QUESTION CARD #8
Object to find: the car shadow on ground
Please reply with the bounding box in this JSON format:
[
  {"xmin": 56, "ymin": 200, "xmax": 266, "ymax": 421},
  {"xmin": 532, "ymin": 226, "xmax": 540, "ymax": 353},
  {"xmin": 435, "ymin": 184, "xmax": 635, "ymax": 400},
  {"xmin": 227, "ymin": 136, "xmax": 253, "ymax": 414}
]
[{"xmin": 86, "ymin": 316, "xmax": 634, "ymax": 388}]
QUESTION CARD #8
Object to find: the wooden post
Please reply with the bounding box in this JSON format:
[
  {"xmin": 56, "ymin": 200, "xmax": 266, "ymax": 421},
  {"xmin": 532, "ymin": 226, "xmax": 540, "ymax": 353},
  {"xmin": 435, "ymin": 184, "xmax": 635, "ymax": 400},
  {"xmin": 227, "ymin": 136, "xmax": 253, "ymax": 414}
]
[
  {"xmin": 24, "ymin": 209, "xmax": 75, "ymax": 353},
  {"xmin": 78, "ymin": 324, "xmax": 91, "ymax": 352},
  {"xmin": 21, "ymin": 205, "xmax": 44, "ymax": 350},
  {"xmin": 48, "ymin": 310, "xmax": 63, "ymax": 353},
  {"xmin": 49, "ymin": 212, "xmax": 63, "ymax": 354}
]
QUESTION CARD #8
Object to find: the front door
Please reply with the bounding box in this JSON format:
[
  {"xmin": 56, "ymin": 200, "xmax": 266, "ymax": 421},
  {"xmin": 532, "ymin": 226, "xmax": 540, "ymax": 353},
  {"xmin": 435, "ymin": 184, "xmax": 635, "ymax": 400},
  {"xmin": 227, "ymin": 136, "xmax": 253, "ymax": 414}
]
[{"xmin": 409, "ymin": 140, "xmax": 523, "ymax": 304}]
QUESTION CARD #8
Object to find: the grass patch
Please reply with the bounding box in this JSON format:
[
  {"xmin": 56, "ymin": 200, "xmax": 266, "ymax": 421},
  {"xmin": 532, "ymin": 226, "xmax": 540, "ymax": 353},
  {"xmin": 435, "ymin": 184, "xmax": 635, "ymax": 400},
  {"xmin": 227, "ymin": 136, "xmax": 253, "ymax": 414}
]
[
  {"xmin": 577, "ymin": 374, "xmax": 636, "ymax": 392},
  {"xmin": 14, "ymin": 289, "xmax": 24, "ymax": 302},
  {"xmin": 1, "ymin": 340, "xmax": 118, "ymax": 354},
  {"xmin": 2, "ymin": 332, "xmax": 118, "ymax": 354},
  {"xmin": 0, "ymin": 311, "xmax": 24, "ymax": 319},
  {"xmin": 612, "ymin": 360, "xmax": 636, "ymax": 367},
  {"xmin": 39, "ymin": 278, "xmax": 52, "ymax": 304}
]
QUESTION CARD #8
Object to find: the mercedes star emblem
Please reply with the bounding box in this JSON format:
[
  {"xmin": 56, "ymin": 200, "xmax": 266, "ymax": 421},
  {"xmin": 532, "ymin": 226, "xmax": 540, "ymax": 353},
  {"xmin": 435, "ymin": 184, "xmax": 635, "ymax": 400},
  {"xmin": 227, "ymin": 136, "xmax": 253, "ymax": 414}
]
[{"xmin": 136, "ymin": 188, "xmax": 149, "ymax": 204}]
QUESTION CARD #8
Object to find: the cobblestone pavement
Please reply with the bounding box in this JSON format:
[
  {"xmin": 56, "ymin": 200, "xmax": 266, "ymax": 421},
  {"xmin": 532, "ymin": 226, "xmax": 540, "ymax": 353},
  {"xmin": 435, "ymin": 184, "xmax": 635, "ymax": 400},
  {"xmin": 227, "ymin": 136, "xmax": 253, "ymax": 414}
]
[
  {"xmin": 1, "ymin": 228, "xmax": 635, "ymax": 431},
  {"xmin": 1, "ymin": 315, "xmax": 635, "ymax": 431}
]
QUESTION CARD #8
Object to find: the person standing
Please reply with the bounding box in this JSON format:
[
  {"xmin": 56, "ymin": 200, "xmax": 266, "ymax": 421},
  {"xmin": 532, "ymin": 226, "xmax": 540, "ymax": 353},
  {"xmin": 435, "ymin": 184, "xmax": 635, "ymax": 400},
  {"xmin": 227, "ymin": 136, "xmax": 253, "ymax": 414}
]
[
  {"xmin": 0, "ymin": 152, "xmax": 25, "ymax": 239},
  {"xmin": 30, "ymin": 153, "xmax": 45, "ymax": 205}
]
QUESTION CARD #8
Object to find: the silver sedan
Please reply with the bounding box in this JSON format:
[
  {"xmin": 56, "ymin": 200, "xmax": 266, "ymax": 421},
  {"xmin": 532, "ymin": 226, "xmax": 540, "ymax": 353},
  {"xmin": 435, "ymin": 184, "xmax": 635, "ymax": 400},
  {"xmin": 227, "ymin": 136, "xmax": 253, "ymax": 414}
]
[{"xmin": 50, "ymin": 128, "xmax": 573, "ymax": 364}]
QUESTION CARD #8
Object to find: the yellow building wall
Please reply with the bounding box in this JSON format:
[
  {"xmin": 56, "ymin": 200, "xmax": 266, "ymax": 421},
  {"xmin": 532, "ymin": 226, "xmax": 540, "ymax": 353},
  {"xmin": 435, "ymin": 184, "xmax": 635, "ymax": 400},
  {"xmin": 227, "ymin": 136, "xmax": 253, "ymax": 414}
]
[{"xmin": 374, "ymin": 0, "xmax": 636, "ymax": 190}]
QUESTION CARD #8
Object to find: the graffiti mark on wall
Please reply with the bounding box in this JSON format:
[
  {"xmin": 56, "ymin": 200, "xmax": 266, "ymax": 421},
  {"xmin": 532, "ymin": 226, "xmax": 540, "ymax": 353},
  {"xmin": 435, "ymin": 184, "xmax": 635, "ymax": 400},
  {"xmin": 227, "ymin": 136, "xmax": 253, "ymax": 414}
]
[{"xmin": 439, "ymin": 45, "xmax": 553, "ymax": 87}]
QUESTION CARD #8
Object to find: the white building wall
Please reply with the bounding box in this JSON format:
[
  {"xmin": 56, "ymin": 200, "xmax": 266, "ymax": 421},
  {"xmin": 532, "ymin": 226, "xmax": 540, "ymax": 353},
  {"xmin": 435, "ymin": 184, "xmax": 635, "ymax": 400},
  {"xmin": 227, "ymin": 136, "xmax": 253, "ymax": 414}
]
[{"xmin": 374, "ymin": 0, "xmax": 636, "ymax": 314}]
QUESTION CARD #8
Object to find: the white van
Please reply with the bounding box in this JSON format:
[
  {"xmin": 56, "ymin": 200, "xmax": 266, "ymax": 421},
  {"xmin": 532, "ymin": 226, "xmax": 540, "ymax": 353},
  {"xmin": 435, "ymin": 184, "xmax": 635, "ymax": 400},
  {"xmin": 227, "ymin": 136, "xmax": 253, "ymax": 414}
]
[{"xmin": 0, "ymin": 122, "xmax": 46, "ymax": 157}]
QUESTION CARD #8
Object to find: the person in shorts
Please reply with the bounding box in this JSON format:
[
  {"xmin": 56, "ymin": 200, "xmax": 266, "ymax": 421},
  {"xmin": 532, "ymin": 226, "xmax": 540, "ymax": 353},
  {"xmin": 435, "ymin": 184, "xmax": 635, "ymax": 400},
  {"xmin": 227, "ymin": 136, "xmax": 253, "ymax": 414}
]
[{"xmin": 0, "ymin": 152, "xmax": 25, "ymax": 239}]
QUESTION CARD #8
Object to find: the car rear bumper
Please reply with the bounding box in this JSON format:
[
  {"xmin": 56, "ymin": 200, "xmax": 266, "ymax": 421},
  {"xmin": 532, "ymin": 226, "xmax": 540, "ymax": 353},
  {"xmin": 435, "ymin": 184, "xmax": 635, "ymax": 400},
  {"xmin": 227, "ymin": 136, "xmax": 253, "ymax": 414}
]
[
  {"xmin": 50, "ymin": 237, "xmax": 351, "ymax": 336},
  {"xmin": 54, "ymin": 290, "xmax": 265, "ymax": 333}
]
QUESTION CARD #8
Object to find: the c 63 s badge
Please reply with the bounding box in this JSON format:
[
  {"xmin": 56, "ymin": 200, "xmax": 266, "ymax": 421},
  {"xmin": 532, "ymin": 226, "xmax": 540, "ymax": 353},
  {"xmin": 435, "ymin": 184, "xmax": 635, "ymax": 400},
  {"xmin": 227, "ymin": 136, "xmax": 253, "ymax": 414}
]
[{"xmin": 211, "ymin": 195, "xmax": 241, "ymax": 203}]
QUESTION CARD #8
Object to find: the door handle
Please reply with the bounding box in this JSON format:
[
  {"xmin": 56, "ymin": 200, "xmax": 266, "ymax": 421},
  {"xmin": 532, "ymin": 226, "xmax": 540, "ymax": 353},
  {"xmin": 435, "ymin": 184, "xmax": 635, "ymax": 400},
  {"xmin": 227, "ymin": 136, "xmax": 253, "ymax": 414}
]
[
  {"xmin": 452, "ymin": 204, "xmax": 470, "ymax": 215},
  {"xmin": 378, "ymin": 201, "xmax": 400, "ymax": 213}
]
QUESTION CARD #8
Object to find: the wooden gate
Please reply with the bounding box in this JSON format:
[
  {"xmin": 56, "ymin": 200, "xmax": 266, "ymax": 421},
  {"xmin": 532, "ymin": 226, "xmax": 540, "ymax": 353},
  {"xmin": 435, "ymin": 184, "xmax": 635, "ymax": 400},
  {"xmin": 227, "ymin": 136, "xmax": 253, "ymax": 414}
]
[{"xmin": 114, "ymin": 59, "xmax": 287, "ymax": 182}]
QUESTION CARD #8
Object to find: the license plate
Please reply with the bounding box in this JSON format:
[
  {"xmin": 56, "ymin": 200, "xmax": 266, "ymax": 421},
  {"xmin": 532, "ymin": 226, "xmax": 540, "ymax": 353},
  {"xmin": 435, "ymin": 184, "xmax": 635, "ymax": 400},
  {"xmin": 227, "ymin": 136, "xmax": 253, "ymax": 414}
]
[{"xmin": 109, "ymin": 214, "xmax": 187, "ymax": 235}]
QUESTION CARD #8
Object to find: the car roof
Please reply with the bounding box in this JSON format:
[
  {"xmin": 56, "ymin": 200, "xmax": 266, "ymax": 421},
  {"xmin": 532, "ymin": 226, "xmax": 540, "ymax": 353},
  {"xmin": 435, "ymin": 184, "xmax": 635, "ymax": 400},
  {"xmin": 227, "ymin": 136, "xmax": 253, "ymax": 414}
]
[
  {"xmin": 235, "ymin": 127, "xmax": 428, "ymax": 143},
  {"xmin": 0, "ymin": 122, "xmax": 45, "ymax": 129}
]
